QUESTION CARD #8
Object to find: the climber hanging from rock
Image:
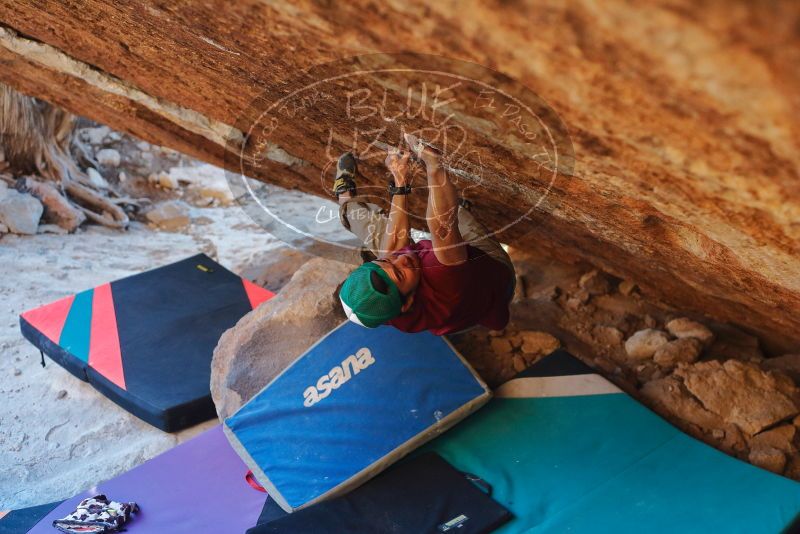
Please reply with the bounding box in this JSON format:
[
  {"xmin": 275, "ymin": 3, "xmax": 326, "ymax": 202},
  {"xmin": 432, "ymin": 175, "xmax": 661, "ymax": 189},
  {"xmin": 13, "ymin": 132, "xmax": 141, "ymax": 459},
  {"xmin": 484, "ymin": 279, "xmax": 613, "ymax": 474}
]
[{"xmin": 336, "ymin": 133, "xmax": 516, "ymax": 335}]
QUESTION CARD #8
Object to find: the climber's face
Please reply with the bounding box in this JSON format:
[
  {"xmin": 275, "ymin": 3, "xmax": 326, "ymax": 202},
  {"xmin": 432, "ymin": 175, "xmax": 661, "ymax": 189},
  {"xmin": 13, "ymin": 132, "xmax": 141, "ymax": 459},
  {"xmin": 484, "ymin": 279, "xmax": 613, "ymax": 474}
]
[{"xmin": 374, "ymin": 251, "xmax": 421, "ymax": 305}]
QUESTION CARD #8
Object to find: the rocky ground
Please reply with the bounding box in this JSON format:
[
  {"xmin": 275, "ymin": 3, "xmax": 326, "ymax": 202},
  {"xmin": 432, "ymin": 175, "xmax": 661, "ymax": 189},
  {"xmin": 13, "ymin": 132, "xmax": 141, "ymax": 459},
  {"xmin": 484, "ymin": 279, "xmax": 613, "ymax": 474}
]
[{"xmin": 2, "ymin": 123, "xmax": 800, "ymax": 509}]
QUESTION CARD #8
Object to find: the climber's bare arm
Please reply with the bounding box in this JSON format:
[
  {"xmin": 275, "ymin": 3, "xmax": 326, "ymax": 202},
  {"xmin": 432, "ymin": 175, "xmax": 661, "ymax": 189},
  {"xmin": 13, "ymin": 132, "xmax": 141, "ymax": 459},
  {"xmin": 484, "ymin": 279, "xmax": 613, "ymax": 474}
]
[
  {"xmin": 405, "ymin": 134, "xmax": 467, "ymax": 265},
  {"xmin": 379, "ymin": 149, "xmax": 412, "ymax": 256}
]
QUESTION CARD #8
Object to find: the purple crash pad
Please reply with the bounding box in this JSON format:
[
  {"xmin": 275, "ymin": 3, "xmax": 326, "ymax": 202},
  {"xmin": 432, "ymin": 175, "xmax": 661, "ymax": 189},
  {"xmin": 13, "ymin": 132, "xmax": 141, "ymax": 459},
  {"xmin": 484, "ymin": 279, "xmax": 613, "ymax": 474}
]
[{"xmin": 27, "ymin": 425, "xmax": 267, "ymax": 533}]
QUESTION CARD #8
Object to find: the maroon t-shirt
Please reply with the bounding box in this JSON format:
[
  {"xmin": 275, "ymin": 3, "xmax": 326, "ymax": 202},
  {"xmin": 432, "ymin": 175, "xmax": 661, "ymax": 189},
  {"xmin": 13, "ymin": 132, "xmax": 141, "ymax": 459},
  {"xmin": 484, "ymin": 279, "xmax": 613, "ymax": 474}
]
[{"xmin": 388, "ymin": 240, "xmax": 513, "ymax": 335}]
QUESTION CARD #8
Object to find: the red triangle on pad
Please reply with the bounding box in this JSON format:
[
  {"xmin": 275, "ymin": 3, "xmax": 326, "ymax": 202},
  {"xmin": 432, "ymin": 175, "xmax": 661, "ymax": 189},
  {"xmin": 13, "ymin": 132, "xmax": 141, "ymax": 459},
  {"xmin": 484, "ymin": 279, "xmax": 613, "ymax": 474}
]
[
  {"xmin": 21, "ymin": 294, "xmax": 75, "ymax": 344},
  {"xmin": 242, "ymin": 279, "xmax": 275, "ymax": 310},
  {"xmin": 88, "ymin": 282, "xmax": 126, "ymax": 390}
]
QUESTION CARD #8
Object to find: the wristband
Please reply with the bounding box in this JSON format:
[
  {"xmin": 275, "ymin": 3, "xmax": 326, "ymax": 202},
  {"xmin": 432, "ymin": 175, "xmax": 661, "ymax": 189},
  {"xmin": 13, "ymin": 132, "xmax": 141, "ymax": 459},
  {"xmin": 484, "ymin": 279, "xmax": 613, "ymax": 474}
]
[{"xmin": 388, "ymin": 182, "xmax": 412, "ymax": 196}]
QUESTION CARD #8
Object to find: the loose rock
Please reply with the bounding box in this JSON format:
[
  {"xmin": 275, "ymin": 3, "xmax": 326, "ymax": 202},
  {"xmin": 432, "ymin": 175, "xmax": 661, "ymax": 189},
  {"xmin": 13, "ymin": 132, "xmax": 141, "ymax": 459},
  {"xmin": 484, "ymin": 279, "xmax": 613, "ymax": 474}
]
[
  {"xmin": 751, "ymin": 425, "xmax": 796, "ymax": 454},
  {"xmin": 578, "ymin": 270, "xmax": 610, "ymax": 296},
  {"xmin": 86, "ymin": 167, "xmax": 109, "ymax": 189},
  {"xmin": 665, "ymin": 318, "xmax": 714, "ymax": 346},
  {"xmin": 748, "ymin": 446, "xmax": 786, "ymax": 474},
  {"xmin": 641, "ymin": 376, "xmax": 724, "ymax": 430},
  {"xmin": 517, "ymin": 331, "xmax": 560, "ymax": 356},
  {"xmin": 148, "ymin": 172, "xmax": 179, "ymax": 190},
  {"xmin": 674, "ymin": 360, "xmax": 799, "ymax": 435},
  {"xmin": 80, "ymin": 125, "xmax": 110, "ymax": 145},
  {"xmin": 512, "ymin": 355, "xmax": 527, "ymax": 373},
  {"xmin": 17, "ymin": 177, "xmax": 85, "ymax": 231},
  {"xmin": 490, "ymin": 337, "xmax": 514, "ymax": 355},
  {"xmin": 0, "ymin": 189, "xmax": 43, "ymax": 235},
  {"xmin": 624, "ymin": 329, "xmax": 670, "ymax": 360},
  {"xmin": 95, "ymin": 148, "xmax": 121, "ymax": 167},
  {"xmin": 593, "ymin": 325, "xmax": 624, "ymax": 347},
  {"xmin": 618, "ymin": 280, "xmax": 638, "ymax": 296},
  {"xmin": 653, "ymin": 337, "xmax": 703, "ymax": 368},
  {"xmin": 144, "ymin": 200, "xmax": 191, "ymax": 231}
]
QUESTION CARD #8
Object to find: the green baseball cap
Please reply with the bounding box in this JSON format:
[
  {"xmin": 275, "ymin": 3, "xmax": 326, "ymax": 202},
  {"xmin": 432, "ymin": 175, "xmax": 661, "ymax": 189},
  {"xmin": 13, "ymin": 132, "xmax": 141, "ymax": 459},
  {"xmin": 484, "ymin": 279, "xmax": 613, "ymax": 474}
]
[{"xmin": 340, "ymin": 262, "xmax": 402, "ymax": 328}]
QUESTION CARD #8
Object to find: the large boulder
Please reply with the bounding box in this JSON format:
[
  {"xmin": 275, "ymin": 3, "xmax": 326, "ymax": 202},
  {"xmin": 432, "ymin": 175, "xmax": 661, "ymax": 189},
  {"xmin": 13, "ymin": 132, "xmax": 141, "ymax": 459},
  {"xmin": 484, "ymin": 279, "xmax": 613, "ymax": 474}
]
[{"xmin": 211, "ymin": 257, "xmax": 353, "ymax": 420}]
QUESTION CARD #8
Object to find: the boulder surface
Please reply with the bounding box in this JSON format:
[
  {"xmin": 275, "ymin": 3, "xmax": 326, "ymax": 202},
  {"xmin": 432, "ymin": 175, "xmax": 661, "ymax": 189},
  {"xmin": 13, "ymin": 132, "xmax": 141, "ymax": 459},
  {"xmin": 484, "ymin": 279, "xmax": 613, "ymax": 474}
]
[{"xmin": 211, "ymin": 257, "xmax": 352, "ymax": 420}]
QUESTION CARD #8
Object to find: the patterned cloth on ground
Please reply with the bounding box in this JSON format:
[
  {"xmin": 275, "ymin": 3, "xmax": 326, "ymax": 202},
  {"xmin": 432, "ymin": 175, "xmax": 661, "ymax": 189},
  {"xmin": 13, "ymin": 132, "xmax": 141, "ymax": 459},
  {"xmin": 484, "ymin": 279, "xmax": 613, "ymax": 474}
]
[{"xmin": 52, "ymin": 495, "xmax": 138, "ymax": 533}]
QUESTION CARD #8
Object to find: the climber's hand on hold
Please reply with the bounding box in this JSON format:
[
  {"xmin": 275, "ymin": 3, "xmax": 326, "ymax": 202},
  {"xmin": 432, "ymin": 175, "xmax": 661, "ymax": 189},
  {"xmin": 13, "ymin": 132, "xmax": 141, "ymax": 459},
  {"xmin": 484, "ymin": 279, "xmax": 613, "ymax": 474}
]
[
  {"xmin": 385, "ymin": 148, "xmax": 411, "ymax": 186},
  {"xmin": 404, "ymin": 133, "xmax": 441, "ymax": 171}
]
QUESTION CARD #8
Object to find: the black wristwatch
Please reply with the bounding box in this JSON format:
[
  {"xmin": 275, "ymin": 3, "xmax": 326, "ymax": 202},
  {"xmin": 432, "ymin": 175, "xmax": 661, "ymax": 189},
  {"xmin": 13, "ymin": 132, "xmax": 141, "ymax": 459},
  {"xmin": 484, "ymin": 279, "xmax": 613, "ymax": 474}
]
[{"xmin": 388, "ymin": 182, "xmax": 412, "ymax": 196}]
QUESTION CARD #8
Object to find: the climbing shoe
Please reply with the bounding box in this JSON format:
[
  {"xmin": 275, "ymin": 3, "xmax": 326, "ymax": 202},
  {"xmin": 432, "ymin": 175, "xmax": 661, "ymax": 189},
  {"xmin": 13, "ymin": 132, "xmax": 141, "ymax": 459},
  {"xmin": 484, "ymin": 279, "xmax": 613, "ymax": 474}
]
[{"xmin": 333, "ymin": 152, "xmax": 358, "ymax": 198}]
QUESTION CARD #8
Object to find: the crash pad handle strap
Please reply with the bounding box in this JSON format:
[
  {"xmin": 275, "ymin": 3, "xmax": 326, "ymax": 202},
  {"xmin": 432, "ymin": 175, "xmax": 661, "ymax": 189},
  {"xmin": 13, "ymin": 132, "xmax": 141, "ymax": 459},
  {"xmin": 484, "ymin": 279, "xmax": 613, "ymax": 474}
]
[{"xmin": 245, "ymin": 470, "xmax": 267, "ymax": 493}]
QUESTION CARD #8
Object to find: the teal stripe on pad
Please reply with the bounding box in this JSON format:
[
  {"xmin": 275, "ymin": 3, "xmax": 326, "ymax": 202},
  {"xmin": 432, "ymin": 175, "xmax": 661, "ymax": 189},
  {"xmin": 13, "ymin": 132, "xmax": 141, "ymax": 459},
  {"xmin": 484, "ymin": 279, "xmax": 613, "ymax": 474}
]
[{"xmin": 58, "ymin": 288, "xmax": 94, "ymax": 363}]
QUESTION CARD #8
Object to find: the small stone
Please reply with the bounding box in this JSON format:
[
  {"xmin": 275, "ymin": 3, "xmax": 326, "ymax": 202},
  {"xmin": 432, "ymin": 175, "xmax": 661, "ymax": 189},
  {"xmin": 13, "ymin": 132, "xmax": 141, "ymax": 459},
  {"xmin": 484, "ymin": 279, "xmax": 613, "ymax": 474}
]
[
  {"xmin": 665, "ymin": 318, "xmax": 714, "ymax": 346},
  {"xmin": 593, "ymin": 325, "xmax": 624, "ymax": 347},
  {"xmin": 13, "ymin": 368, "xmax": 21, "ymax": 376},
  {"xmin": 144, "ymin": 200, "xmax": 191, "ymax": 231},
  {"xmin": 512, "ymin": 354, "xmax": 527, "ymax": 373},
  {"xmin": 653, "ymin": 337, "xmax": 703, "ymax": 368},
  {"xmin": 711, "ymin": 429, "xmax": 724, "ymax": 439},
  {"xmin": 490, "ymin": 337, "xmax": 514, "ymax": 355},
  {"xmin": 624, "ymin": 329, "xmax": 670, "ymax": 360},
  {"xmin": 618, "ymin": 280, "xmax": 638, "ymax": 296},
  {"xmin": 751, "ymin": 424, "xmax": 796, "ymax": 454},
  {"xmin": 720, "ymin": 424, "xmax": 747, "ymax": 453},
  {"xmin": 578, "ymin": 270, "xmax": 611, "ymax": 296},
  {"xmin": 95, "ymin": 148, "xmax": 121, "ymax": 167},
  {"xmin": 148, "ymin": 172, "xmax": 179, "ymax": 189},
  {"xmin": 749, "ymin": 446, "xmax": 786, "ymax": 474},
  {"xmin": 518, "ymin": 331, "xmax": 560, "ymax": 356},
  {"xmin": 575, "ymin": 288, "xmax": 591, "ymax": 304},
  {"xmin": 0, "ymin": 222, "xmax": 8, "ymax": 233},
  {"xmin": 565, "ymin": 296, "xmax": 582, "ymax": 311},
  {"xmin": 86, "ymin": 167, "xmax": 109, "ymax": 189},
  {"xmin": 0, "ymin": 189, "xmax": 43, "ymax": 235},
  {"xmin": 118, "ymin": 171, "xmax": 128, "ymax": 182},
  {"xmin": 136, "ymin": 141, "xmax": 151, "ymax": 151},
  {"xmin": 56, "ymin": 390, "xmax": 68, "ymax": 399},
  {"xmin": 634, "ymin": 363, "xmax": 659, "ymax": 382},
  {"xmin": 643, "ymin": 315, "xmax": 657, "ymax": 328},
  {"xmin": 487, "ymin": 330, "xmax": 505, "ymax": 338},
  {"xmin": 80, "ymin": 125, "xmax": 110, "ymax": 145}
]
